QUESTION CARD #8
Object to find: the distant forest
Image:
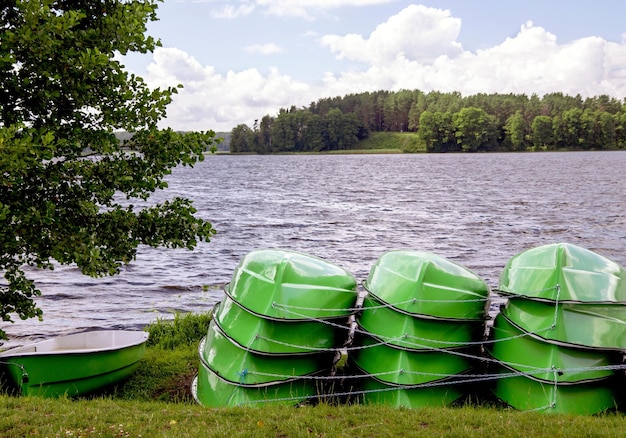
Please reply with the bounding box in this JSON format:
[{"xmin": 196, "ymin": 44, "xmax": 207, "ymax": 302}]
[
  {"xmin": 115, "ymin": 131, "xmax": 231, "ymax": 151},
  {"xmin": 229, "ymin": 90, "xmax": 626, "ymax": 153}
]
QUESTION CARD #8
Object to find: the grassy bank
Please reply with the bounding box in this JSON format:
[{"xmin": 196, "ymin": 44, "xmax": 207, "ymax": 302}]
[
  {"xmin": 2, "ymin": 313, "xmax": 625, "ymax": 437},
  {"xmin": 354, "ymin": 131, "xmax": 426, "ymax": 153}
]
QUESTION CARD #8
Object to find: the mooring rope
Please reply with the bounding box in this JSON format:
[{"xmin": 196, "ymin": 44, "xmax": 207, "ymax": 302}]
[
  {"xmin": 236, "ymin": 365, "xmax": 600, "ymax": 407},
  {"xmin": 204, "ymin": 281, "xmax": 625, "ymax": 410},
  {"xmin": 552, "ymin": 283, "xmax": 561, "ymax": 329},
  {"xmin": 238, "ymin": 361, "xmax": 626, "ymax": 384},
  {"xmin": 494, "ymin": 285, "xmax": 560, "ymax": 297}
]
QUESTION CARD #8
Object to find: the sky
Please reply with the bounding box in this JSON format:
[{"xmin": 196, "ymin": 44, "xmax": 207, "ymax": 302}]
[{"xmin": 121, "ymin": 0, "xmax": 626, "ymax": 132}]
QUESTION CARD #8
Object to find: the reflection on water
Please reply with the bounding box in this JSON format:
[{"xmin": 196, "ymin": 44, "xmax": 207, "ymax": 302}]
[{"xmin": 3, "ymin": 151, "xmax": 626, "ymax": 347}]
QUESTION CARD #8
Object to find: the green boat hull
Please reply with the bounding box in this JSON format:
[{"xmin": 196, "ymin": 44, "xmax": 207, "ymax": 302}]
[
  {"xmin": 357, "ymin": 295, "xmax": 486, "ymax": 350},
  {"xmin": 0, "ymin": 330, "xmax": 148, "ymax": 398},
  {"xmin": 214, "ymin": 297, "xmax": 348, "ymax": 355},
  {"xmin": 354, "ymin": 376, "xmax": 465, "ymax": 409},
  {"xmin": 492, "ymin": 371, "xmax": 620, "ymax": 415},
  {"xmin": 501, "ymin": 298, "xmax": 626, "ymax": 351},
  {"xmin": 487, "ymin": 313, "xmax": 619, "ymax": 383},
  {"xmin": 364, "ymin": 250, "xmax": 489, "ymax": 320},
  {"xmin": 200, "ymin": 322, "xmax": 334, "ymax": 386},
  {"xmin": 193, "ymin": 360, "xmax": 319, "ymax": 408},
  {"xmin": 226, "ymin": 249, "xmax": 358, "ymax": 320},
  {"xmin": 499, "ymin": 243, "xmax": 626, "ymax": 303},
  {"xmin": 349, "ymin": 332, "xmax": 475, "ymax": 386}
]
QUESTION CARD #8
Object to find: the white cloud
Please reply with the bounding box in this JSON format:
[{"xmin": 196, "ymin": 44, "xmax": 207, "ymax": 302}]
[
  {"xmin": 321, "ymin": 4, "xmax": 463, "ymax": 63},
  {"xmin": 318, "ymin": 21, "xmax": 626, "ymax": 98},
  {"xmin": 145, "ymin": 48, "xmax": 314, "ymax": 131},
  {"xmin": 245, "ymin": 43, "xmax": 284, "ymax": 54},
  {"xmin": 144, "ymin": 6, "xmax": 626, "ymax": 131},
  {"xmin": 210, "ymin": 2, "xmax": 255, "ymax": 19},
  {"xmin": 145, "ymin": 47, "xmax": 208, "ymax": 85}
]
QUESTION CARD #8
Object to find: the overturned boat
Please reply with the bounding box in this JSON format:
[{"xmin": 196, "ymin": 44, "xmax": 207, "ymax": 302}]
[
  {"xmin": 350, "ymin": 250, "xmax": 488, "ymax": 408},
  {"xmin": 490, "ymin": 243, "xmax": 626, "ymax": 414},
  {"xmin": 193, "ymin": 249, "xmax": 357, "ymax": 408}
]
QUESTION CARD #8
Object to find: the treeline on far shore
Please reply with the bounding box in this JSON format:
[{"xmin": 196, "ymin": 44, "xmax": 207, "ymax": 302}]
[
  {"xmin": 114, "ymin": 131, "xmax": 232, "ymax": 152},
  {"xmin": 229, "ymin": 90, "xmax": 626, "ymax": 154}
]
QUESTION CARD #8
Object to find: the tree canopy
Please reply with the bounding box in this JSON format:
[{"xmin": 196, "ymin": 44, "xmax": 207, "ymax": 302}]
[
  {"xmin": 231, "ymin": 90, "xmax": 626, "ymax": 153},
  {"xmin": 0, "ymin": 0, "xmax": 219, "ymax": 340}
]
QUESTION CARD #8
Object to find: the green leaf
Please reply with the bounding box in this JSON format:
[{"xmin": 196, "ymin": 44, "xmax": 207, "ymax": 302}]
[{"xmin": 0, "ymin": 0, "xmax": 216, "ymax": 340}]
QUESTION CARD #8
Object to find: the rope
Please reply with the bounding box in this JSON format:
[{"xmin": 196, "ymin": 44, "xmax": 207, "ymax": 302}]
[
  {"xmin": 363, "ymin": 282, "xmax": 490, "ymax": 304},
  {"xmin": 235, "ymin": 366, "xmax": 585, "ymax": 407},
  {"xmin": 248, "ymin": 293, "xmax": 622, "ymax": 375},
  {"xmin": 209, "ymin": 281, "xmax": 625, "ymax": 409},
  {"xmin": 271, "ymin": 302, "xmax": 362, "ymax": 314},
  {"xmin": 238, "ymin": 362, "xmax": 626, "ymax": 383},
  {"xmin": 550, "ymin": 367, "xmax": 559, "ymax": 409},
  {"xmin": 495, "ymin": 285, "xmax": 560, "ymax": 297},
  {"xmin": 252, "ymin": 335, "xmax": 340, "ymax": 353},
  {"xmin": 552, "ymin": 284, "xmax": 561, "ymax": 329},
  {"xmin": 271, "ymin": 296, "xmax": 488, "ymax": 315},
  {"xmin": 238, "ymin": 368, "xmax": 249, "ymax": 384}
]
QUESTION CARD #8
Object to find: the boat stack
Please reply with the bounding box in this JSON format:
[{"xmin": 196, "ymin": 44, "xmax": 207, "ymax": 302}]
[
  {"xmin": 487, "ymin": 243, "xmax": 626, "ymax": 415},
  {"xmin": 348, "ymin": 250, "xmax": 490, "ymax": 408},
  {"xmin": 192, "ymin": 249, "xmax": 358, "ymax": 408}
]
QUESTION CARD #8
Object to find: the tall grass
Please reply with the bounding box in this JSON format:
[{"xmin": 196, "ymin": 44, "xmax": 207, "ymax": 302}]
[
  {"xmin": 111, "ymin": 311, "xmax": 213, "ymax": 402},
  {"xmin": 145, "ymin": 311, "xmax": 213, "ymax": 350}
]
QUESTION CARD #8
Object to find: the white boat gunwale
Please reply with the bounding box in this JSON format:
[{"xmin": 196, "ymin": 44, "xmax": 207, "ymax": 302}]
[{"xmin": 0, "ymin": 330, "xmax": 149, "ymax": 358}]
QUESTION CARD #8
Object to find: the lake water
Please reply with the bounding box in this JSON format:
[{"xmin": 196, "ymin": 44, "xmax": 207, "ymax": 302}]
[{"xmin": 3, "ymin": 151, "xmax": 626, "ymax": 348}]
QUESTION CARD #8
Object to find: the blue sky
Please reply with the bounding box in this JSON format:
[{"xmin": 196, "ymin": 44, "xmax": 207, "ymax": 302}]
[{"xmin": 122, "ymin": 1, "xmax": 626, "ymax": 131}]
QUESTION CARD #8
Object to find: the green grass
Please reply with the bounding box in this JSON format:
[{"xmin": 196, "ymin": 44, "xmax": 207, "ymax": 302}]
[
  {"xmin": 1, "ymin": 313, "xmax": 625, "ymax": 437},
  {"xmin": 145, "ymin": 311, "xmax": 213, "ymax": 350},
  {"xmin": 112, "ymin": 312, "xmax": 213, "ymax": 402},
  {"xmin": 355, "ymin": 131, "xmax": 426, "ymax": 153},
  {"xmin": 1, "ymin": 396, "xmax": 624, "ymax": 437}
]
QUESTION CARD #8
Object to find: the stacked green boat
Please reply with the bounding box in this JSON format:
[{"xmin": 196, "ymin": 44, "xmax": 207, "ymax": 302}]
[
  {"xmin": 192, "ymin": 249, "xmax": 358, "ymax": 407},
  {"xmin": 190, "ymin": 244, "xmax": 625, "ymax": 414},
  {"xmin": 487, "ymin": 243, "xmax": 626, "ymax": 414},
  {"xmin": 349, "ymin": 250, "xmax": 490, "ymax": 408}
]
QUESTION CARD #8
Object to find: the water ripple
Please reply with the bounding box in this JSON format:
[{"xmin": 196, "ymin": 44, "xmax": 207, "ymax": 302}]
[{"xmin": 3, "ymin": 151, "xmax": 626, "ymax": 348}]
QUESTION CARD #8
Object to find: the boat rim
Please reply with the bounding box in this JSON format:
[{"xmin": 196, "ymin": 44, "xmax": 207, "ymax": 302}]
[
  {"xmin": 223, "ymin": 283, "xmax": 358, "ymax": 321},
  {"xmin": 361, "ymin": 290, "xmax": 489, "ymax": 322},
  {"xmin": 353, "ymin": 322, "xmax": 480, "ymax": 353},
  {"xmin": 211, "ymin": 313, "xmax": 340, "ymax": 357},
  {"xmin": 495, "ymin": 288, "xmax": 626, "ymax": 305},
  {"xmin": 482, "ymin": 348, "xmax": 616, "ymax": 386},
  {"xmin": 500, "ymin": 311, "xmax": 626, "ymax": 352},
  {"xmin": 0, "ymin": 330, "xmax": 149, "ymax": 358},
  {"xmin": 196, "ymin": 336, "xmax": 332, "ymax": 388},
  {"xmin": 349, "ymin": 362, "xmax": 475, "ymax": 388}
]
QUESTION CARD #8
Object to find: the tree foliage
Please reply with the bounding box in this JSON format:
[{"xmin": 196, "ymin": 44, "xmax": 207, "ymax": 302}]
[
  {"xmin": 504, "ymin": 110, "xmax": 527, "ymax": 151},
  {"xmin": 0, "ymin": 0, "xmax": 219, "ymax": 339},
  {"xmin": 453, "ymin": 107, "xmax": 498, "ymax": 152},
  {"xmin": 232, "ymin": 89, "xmax": 626, "ymax": 154},
  {"xmin": 418, "ymin": 111, "xmax": 456, "ymax": 153},
  {"xmin": 530, "ymin": 115, "xmax": 553, "ymax": 149}
]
